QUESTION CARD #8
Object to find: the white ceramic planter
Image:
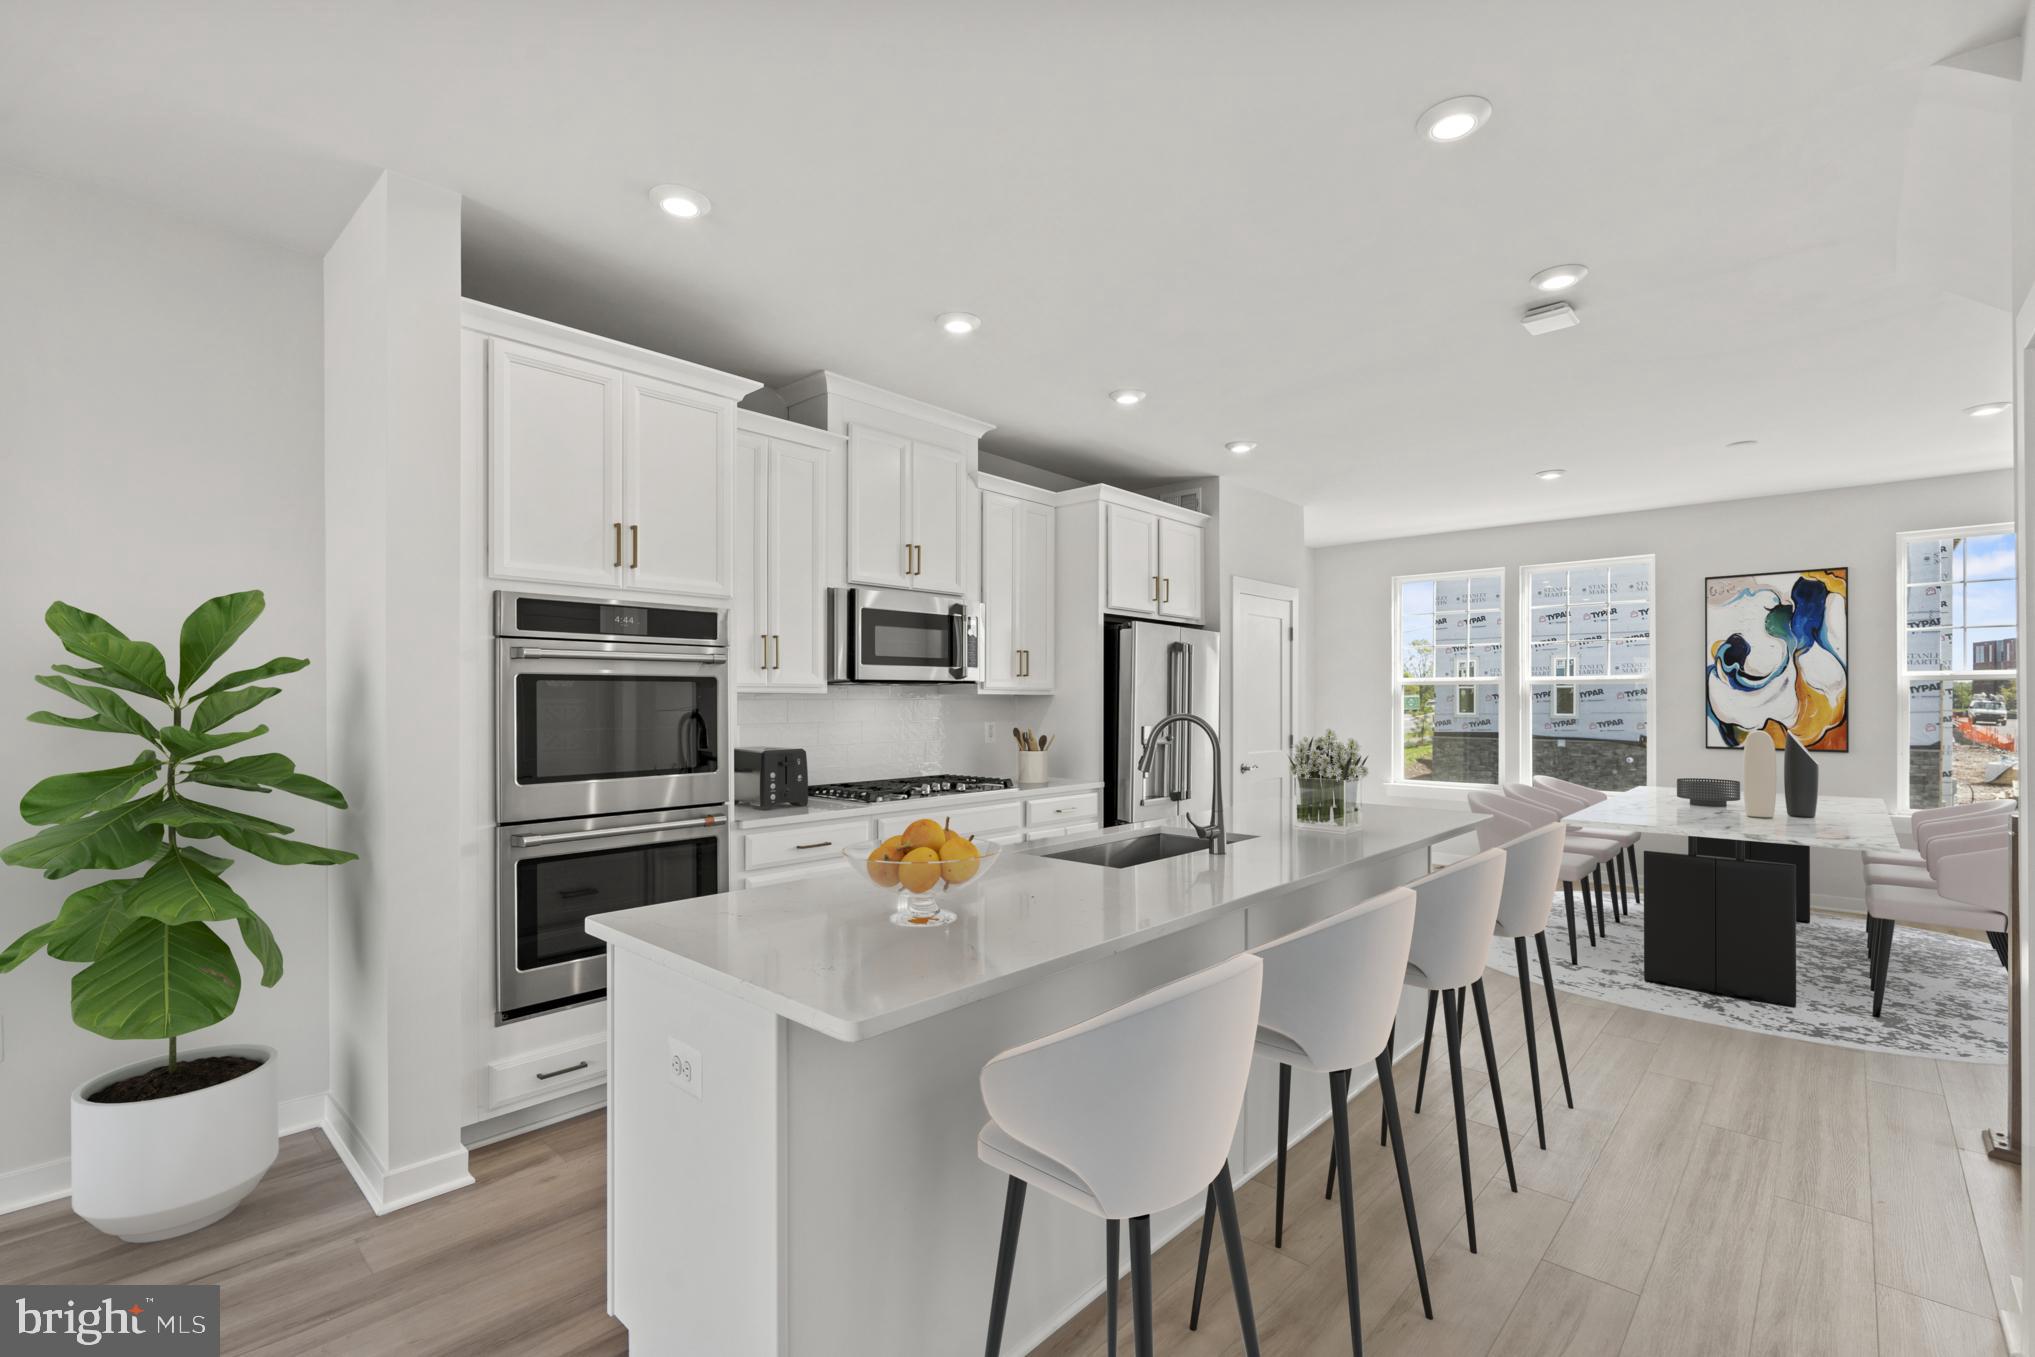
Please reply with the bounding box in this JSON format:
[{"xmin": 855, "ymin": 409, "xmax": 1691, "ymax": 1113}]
[{"xmin": 70, "ymin": 1043, "xmax": 278, "ymax": 1243}]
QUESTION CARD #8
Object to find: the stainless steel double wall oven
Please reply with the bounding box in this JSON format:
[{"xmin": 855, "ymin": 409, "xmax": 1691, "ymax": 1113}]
[{"xmin": 494, "ymin": 592, "xmax": 729, "ymax": 1022}]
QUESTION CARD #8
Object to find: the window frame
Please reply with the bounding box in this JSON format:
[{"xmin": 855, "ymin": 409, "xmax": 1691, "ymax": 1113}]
[
  {"xmin": 1389, "ymin": 566, "xmax": 1506, "ymax": 790},
  {"xmin": 1517, "ymin": 552, "xmax": 1657, "ymax": 791},
  {"xmin": 1894, "ymin": 522, "xmax": 2017, "ymax": 811}
]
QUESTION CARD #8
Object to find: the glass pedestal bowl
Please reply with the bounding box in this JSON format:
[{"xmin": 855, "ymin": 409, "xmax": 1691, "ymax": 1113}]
[{"xmin": 843, "ymin": 832, "xmax": 1004, "ymax": 927}]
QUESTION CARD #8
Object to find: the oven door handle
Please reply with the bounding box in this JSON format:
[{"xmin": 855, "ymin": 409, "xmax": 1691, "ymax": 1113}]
[
  {"xmin": 509, "ymin": 645, "xmax": 727, "ymax": 664},
  {"xmin": 510, "ymin": 816, "xmax": 721, "ymax": 849}
]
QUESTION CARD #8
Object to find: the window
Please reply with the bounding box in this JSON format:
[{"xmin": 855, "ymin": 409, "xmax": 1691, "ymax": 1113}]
[
  {"xmin": 1899, "ymin": 527, "xmax": 2017, "ymax": 808},
  {"xmin": 1525, "ymin": 556, "xmax": 1652, "ymax": 791},
  {"xmin": 1395, "ymin": 570, "xmax": 1502, "ymax": 784}
]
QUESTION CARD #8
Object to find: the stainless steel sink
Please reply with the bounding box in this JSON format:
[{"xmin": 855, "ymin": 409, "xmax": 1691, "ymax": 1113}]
[{"xmin": 1040, "ymin": 830, "xmax": 1255, "ymax": 869}]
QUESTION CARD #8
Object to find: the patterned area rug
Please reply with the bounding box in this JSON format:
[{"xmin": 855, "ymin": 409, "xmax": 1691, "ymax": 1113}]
[{"xmin": 1487, "ymin": 897, "xmax": 2009, "ymax": 1062}]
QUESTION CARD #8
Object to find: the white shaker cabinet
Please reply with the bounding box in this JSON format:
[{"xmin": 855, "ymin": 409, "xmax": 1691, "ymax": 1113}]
[
  {"xmin": 1078, "ymin": 485, "xmax": 1210, "ymax": 624},
  {"xmin": 845, "ymin": 425, "xmax": 968, "ymax": 595},
  {"xmin": 473, "ymin": 304, "xmax": 760, "ymax": 599},
  {"xmin": 1156, "ymin": 515, "xmax": 1204, "ymax": 622},
  {"xmin": 980, "ymin": 479, "xmax": 1056, "ymax": 692},
  {"xmin": 1103, "ymin": 501, "xmax": 1161, "ymax": 615},
  {"xmin": 735, "ymin": 416, "xmax": 835, "ymax": 692}
]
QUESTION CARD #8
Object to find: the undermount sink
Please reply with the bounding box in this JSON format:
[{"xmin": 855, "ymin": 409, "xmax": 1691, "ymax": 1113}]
[{"xmin": 1041, "ymin": 830, "xmax": 1255, "ymax": 869}]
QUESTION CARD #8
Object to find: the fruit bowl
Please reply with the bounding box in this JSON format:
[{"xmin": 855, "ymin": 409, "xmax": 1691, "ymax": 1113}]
[{"xmin": 844, "ymin": 817, "xmax": 1004, "ymax": 927}]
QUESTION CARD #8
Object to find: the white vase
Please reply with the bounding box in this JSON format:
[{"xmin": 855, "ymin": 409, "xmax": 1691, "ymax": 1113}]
[
  {"xmin": 1742, "ymin": 729, "xmax": 1777, "ymax": 818},
  {"xmin": 70, "ymin": 1043, "xmax": 278, "ymax": 1243}
]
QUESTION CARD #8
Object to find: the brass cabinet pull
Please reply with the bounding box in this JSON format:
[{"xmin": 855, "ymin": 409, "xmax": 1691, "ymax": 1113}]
[
  {"xmin": 1162, "ymin": 577, "xmax": 1171, "ymax": 603},
  {"xmin": 772, "ymin": 634, "xmax": 782, "ymax": 670},
  {"xmin": 911, "ymin": 543, "xmax": 922, "ymax": 576},
  {"xmin": 905, "ymin": 542, "xmax": 914, "ymax": 576},
  {"xmin": 761, "ymin": 634, "xmax": 771, "ymax": 671},
  {"xmin": 614, "ymin": 522, "xmax": 624, "ymax": 567},
  {"xmin": 630, "ymin": 524, "xmax": 640, "ymax": 569},
  {"xmin": 1152, "ymin": 574, "xmax": 1159, "ymax": 602}
]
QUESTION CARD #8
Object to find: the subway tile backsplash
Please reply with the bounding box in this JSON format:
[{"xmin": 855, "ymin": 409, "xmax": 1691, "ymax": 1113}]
[{"xmin": 732, "ymin": 687, "xmax": 1048, "ymax": 783}]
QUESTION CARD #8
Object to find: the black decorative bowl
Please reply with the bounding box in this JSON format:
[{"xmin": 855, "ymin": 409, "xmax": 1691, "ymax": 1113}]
[{"xmin": 1676, "ymin": 778, "xmax": 1740, "ymax": 808}]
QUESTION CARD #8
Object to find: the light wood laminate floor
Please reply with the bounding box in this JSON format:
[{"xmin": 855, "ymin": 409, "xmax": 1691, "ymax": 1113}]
[{"xmin": 0, "ymin": 971, "xmax": 2016, "ymax": 1356}]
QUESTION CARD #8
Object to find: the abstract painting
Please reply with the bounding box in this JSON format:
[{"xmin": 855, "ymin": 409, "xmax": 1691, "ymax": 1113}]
[{"xmin": 1705, "ymin": 568, "xmax": 1848, "ymax": 751}]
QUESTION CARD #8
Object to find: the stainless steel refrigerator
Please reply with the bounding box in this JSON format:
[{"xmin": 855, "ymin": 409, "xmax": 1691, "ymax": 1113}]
[{"xmin": 1104, "ymin": 619, "xmax": 1220, "ymax": 827}]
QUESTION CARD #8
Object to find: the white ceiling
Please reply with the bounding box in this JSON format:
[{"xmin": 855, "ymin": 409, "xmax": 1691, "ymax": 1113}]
[{"xmin": 1, "ymin": 1, "xmax": 2022, "ymax": 544}]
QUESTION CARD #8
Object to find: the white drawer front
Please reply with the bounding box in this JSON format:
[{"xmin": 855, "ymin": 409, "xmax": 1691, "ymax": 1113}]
[
  {"xmin": 876, "ymin": 798, "xmax": 1025, "ymax": 843},
  {"xmin": 736, "ymin": 860, "xmax": 849, "ymax": 891},
  {"xmin": 744, "ymin": 817, "xmax": 872, "ymax": 871},
  {"xmin": 485, "ymin": 1037, "xmax": 607, "ymax": 1110},
  {"xmin": 1026, "ymin": 791, "xmax": 1101, "ymax": 827},
  {"xmin": 1025, "ymin": 821, "xmax": 1098, "ymax": 843}
]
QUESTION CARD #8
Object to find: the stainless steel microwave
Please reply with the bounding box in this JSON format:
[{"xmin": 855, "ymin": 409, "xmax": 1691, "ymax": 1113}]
[{"xmin": 827, "ymin": 587, "xmax": 983, "ymax": 683}]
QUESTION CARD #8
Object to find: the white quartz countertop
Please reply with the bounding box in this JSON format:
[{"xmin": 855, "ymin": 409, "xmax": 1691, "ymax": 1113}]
[
  {"xmin": 730, "ymin": 777, "xmax": 1104, "ymax": 828},
  {"xmin": 1568, "ymin": 785, "xmax": 1900, "ymax": 852},
  {"xmin": 589, "ymin": 800, "xmax": 1483, "ymax": 1041}
]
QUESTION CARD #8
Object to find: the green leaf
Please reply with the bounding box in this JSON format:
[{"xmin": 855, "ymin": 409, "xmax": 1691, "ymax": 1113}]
[
  {"xmin": 44, "ymin": 603, "xmax": 173, "ymax": 701},
  {"xmin": 1, "ymin": 796, "xmax": 164, "ymax": 878},
  {"xmin": 71, "ymin": 918, "xmax": 240, "ymax": 1040},
  {"xmin": 194, "ymin": 655, "xmax": 307, "ymax": 700},
  {"xmin": 174, "ymin": 844, "xmax": 234, "ymax": 875},
  {"xmin": 189, "ymin": 684, "xmax": 278, "ymax": 735},
  {"xmin": 218, "ymin": 825, "xmax": 357, "ymax": 867},
  {"xmin": 119, "ymin": 849, "xmax": 254, "ymax": 926},
  {"xmin": 158, "ymin": 723, "xmax": 267, "ymax": 761},
  {"xmin": 178, "ymin": 591, "xmax": 265, "ymax": 693},
  {"xmin": 0, "ymin": 921, "xmax": 64, "ymax": 972},
  {"xmin": 184, "ymin": 753, "xmax": 347, "ymax": 808},
  {"xmin": 142, "ymin": 796, "xmax": 294, "ymax": 839},
  {"xmin": 43, "ymin": 881, "xmax": 137, "ymax": 963},
  {"xmin": 19, "ymin": 753, "xmax": 162, "ymax": 825},
  {"xmin": 236, "ymin": 912, "xmax": 283, "ymax": 986},
  {"xmin": 31, "ymin": 674, "xmax": 160, "ymax": 743}
]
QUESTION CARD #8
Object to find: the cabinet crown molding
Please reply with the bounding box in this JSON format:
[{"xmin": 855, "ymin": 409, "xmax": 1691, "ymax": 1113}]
[
  {"xmin": 774, "ymin": 370, "xmax": 996, "ymax": 440},
  {"xmin": 461, "ymin": 299, "xmax": 763, "ymax": 401},
  {"xmin": 1058, "ymin": 483, "xmax": 1211, "ymax": 526},
  {"xmin": 736, "ymin": 408, "xmax": 847, "ymax": 451},
  {"xmin": 976, "ymin": 472, "xmax": 1063, "ymax": 507}
]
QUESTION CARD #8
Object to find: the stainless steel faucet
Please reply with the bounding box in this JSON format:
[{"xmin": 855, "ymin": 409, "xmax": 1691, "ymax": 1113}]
[{"xmin": 1137, "ymin": 713, "xmax": 1227, "ymax": 855}]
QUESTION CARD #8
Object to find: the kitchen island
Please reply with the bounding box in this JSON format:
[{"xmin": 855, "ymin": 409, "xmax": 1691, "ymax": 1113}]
[{"xmin": 588, "ymin": 800, "xmax": 1483, "ymax": 1356}]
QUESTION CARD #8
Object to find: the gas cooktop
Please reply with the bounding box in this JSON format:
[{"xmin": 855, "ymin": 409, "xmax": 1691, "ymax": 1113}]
[{"xmin": 807, "ymin": 775, "xmax": 1017, "ymax": 804}]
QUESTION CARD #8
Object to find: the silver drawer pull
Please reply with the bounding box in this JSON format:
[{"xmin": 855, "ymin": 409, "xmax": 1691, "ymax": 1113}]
[
  {"xmin": 535, "ymin": 1060, "xmax": 590, "ymax": 1081},
  {"xmin": 794, "ymin": 840, "xmax": 833, "ymax": 850},
  {"xmin": 511, "ymin": 816, "xmax": 718, "ymax": 849}
]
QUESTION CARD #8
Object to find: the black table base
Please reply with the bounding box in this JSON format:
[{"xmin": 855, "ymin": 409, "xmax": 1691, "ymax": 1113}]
[{"xmin": 1642, "ymin": 846, "xmax": 1799, "ymax": 1007}]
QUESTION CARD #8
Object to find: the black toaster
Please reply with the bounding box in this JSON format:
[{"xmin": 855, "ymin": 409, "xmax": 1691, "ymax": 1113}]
[{"xmin": 734, "ymin": 747, "xmax": 808, "ymax": 809}]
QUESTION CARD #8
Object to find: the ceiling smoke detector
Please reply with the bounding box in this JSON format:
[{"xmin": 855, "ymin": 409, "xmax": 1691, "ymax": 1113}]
[{"xmin": 1521, "ymin": 301, "xmax": 1579, "ymax": 335}]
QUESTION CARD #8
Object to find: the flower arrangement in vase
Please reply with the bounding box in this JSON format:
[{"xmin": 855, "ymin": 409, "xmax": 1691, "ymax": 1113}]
[{"xmin": 1289, "ymin": 730, "xmax": 1367, "ymax": 830}]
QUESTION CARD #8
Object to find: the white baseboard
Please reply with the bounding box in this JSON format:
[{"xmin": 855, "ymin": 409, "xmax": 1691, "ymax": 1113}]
[
  {"xmin": 463, "ymin": 1083, "xmax": 607, "ymax": 1149},
  {"xmin": 322, "ymin": 1096, "xmax": 474, "ymax": 1215}
]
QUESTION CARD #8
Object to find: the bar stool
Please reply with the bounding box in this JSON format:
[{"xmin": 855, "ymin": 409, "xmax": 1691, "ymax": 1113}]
[
  {"xmin": 1330, "ymin": 849, "xmax": 1514, "ymax": 1252},
  {"xmin": 1866, "ymin": 826, "xmax": 2010, "ymax": 1016},
  {"xmin": 1465, "ymin": 817, "xmax": 1574, "ymax": 1148},
  {"xmin": 1470, "ymin": 789, "xmax": 1612, "ymax": 965},
  {"xmin": 979, "ymin": 952, "xmax": 1265, "ymax": 1357},
  {"xmin": 1509, "ymin": 782, "xmax": 1633, "ymax": 923},
  {"xmin": 1534, "ymin": 776, "xmax": 1643, "ymax": 907},
  {"xmin": 1183, "ymin": 886, "xmax": 1426, "ymax": 1355}
]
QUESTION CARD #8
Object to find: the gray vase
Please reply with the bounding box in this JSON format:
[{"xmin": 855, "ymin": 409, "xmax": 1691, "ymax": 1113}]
[{"xmin": 1783, "ymin": 730, "xmax": 1819, "ymax": 817}]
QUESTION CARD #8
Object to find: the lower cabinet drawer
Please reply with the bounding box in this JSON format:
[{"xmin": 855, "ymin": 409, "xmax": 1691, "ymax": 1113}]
[
  {"xmin": 743, "ymin": 817, "xmax": 872, "ymax": 871},
  {"xmin": 485, "ymin": 1037, "xmax": 607, "ymax": 1110},
  {"xmin": 876, "ymin": 798, "xmax": 1026, "ymax": 842},
  {"xmin": 736, "ymin": 860, "xmax": 849, "ymax": 891},
  {"xmin": 1026, "ymin": 821, "xmax": 1098, "ymax": 843},
  {"xmin": 1026, "ymin": 791, "xmax": 1101, "ymax": 827}
]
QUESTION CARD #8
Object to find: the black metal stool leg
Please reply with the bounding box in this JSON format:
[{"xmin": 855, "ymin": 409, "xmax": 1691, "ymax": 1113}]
[
  {"xmin": 1106, "ymin": 1218, "xmax": 1119, "ymax": 1357},
  {"xmin": 1186, "ymin": 1186, "xmax": 1215, "ymax": 1330},
  {"xmin": 1414, "ymin": 989, "xmax": 1438, "ymax": 1114},
  {"xmin": 1376, "ymin": 1047, "xmax": 1431, "ymax": 1320},
  {"xmin": 1443, "ymin": 989, "xmax": 1477, "ymax": 1252},
  {"xmin": 984, "ymin": 1177, "xmax": 1026, "ymax": 1357},
  {"xmin": 1564, "ymin": 880, "xmax": 1580, "ymax": 964},
  {"xmin": 1128, "ymin": 1215, "xmax": 1155, "ymax": 1357},
  {"xmin": 1514, "ymin": 936, "xmax": 1546, "ymax": 1149},
  {"xmin": 1276, "ymin": 1063, "xmax": 1291, "ymax": 1244},
  {"xmin": 1214, "ymin": 1162, "xmax": 1262, "ymax": 1357},
  {"xmin": 1328, "ymin": 1069, "xmax": 1363, "ymax": 1356},
  {"xmin": 1612, "ymin": 850, "xmax": 1627, "ymax": 920},
  {"xmin": 1471, "ymin": 979, "xmax": 1518, "ymax": 1192},
  {"xmin": 1536, "ymin": 931, "xmax": 1573, "ymax": 1107}
]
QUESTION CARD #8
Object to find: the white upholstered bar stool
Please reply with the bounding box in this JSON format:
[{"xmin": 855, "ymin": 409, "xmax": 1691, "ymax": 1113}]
[
  {"xmin": 1329, "ymin": 849, "xmax": 1515, "ymax": 1253},
  {"xmin": 1183, "ymin": 886, "xmax": 1425, "ymax": 1355},
  {"xmin": 1530, "ymin": 777, "xmax": 1643, "ymax": 916},
  {"xmin": 1866, "ymin": 801, "xmax": 2012, "ymax": 872},
  {"xmin": 1866, "ymin": 827, "xmax": 2011, "ymax": 1017},
  {"xmin": 1466, "ymin": 818, "xmax": 1574, "ymax": 1148},
  {"xmin": 1472, "ymin": 789, "xmax": 1614, "ymax": 965},
  {"xmin": 1510, "ymin": 781, "xmax": 1635, "ymax": 924},
  {"xmin": 978, "ymin": 953, "xmax": 1265, "ymax": 1357}
]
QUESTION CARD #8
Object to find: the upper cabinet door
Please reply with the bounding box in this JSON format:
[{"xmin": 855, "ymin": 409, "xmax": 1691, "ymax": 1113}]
[
  {"xmin": 846, "ymin": 425, "xmax": 913, "ymax": 588},
  {"xmin": 629, "ymin": 376, "xmax": 735, "ymax": 598},
  {"xmin": 979, "ymin": 491, "xmax": 1021, "ymax": 690},
  {"xmin": 1104, "ymin": 502, "xmax": 1160, "ymax": 615},
  {"xmin": 487, "ymin": 339, "xmax": 624, "ymax": 588},
  {"xmin": 767, "ymin": 441, "xmax": 830, "ymax": 690},
  {"xmin": 907, "ymin": 441, "xmax": 968, "ymax": 595},
  {"xmin": 1157, "ymin": 517, "xmax": 1203, "ymax": 622},
  {"xmin": 731, "ymin": 431, "xmax": 771, "ymax": 688},
  {"xmin": 1017, "ymin": 499, "xmax": 1056, "ymax": 688}
]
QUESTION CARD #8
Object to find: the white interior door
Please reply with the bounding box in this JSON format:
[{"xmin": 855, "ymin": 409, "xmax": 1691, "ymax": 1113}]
[{"xmin": 1232, "ymin": 582, "xmax": 1297, "ymax": 826}]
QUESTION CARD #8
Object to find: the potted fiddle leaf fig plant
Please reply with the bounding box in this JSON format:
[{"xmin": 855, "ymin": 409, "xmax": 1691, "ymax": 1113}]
[{"xmin": 0, "ymin": 591, "xmax": 355, "ymax": 1242}]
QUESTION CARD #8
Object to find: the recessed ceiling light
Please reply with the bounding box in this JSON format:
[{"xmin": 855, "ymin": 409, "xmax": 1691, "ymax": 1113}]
[
  {"xmin": 650, "ymin": 184, "xmax": 711, "ymax": 219},
  {"xmin": 1226, "ymin": 441, "xmax": 1257, "ymax": 455},
  {"xmin": 1418, "ymin": 95, "xmax": 1493, "ymax": 143},
  {"xmin": 1534, "ymin": 468, "xmax": 1566, "ymax": 481},
  {"xmin": 1110, "ymin": 389, "xmax": 1147, "ymax": 406},
  {"xmin": 1726, "ymin": 439, "xmax": 1759, "ymax": 448},
  {"xmin": 1966, "ymin": 402, "xmax": 2011, "ymax": 418},
  {"xmin": 937, "ymin": 312, "xmax": 981, "ymax": 336},
  {"xmin": 1530, "ymin": 264, "xmax": 1589, "ymax": 292}
]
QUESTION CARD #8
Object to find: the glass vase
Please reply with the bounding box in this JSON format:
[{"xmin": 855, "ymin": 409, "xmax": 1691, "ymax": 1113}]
[{"xmin": 1294, "ymin": 777, "xmax": 1361, "ymax": 830}]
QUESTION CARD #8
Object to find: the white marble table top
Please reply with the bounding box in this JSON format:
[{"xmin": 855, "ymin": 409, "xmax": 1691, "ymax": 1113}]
[
  {"xmin": 1566, "ymin": 785, "xmax": 1900, "ymax": 852},
  {"xmin": 588, "ymin": 801, "xmax": 1482, "ymax": 1042}
]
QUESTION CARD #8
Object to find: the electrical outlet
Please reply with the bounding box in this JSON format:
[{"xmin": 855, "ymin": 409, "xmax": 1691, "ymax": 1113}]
[
  {"xmin": 984, "ymin": 722, "xmax": 997, "ymax": 743},
  {"xmin": 667, "ymin": 1036, "xmax": 701, "ymax": 1099}
]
